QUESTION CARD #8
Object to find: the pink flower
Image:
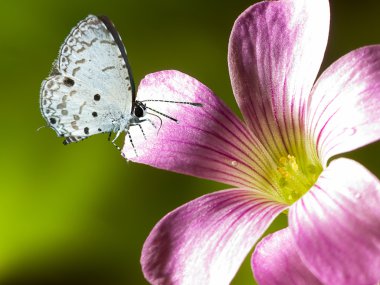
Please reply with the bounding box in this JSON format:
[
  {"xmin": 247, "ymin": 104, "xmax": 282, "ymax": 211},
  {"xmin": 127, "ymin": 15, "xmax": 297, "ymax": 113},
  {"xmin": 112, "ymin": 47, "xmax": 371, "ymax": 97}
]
[{"xmin": 122, "ymin": 0, "xmax": 380, "ymax": 284}]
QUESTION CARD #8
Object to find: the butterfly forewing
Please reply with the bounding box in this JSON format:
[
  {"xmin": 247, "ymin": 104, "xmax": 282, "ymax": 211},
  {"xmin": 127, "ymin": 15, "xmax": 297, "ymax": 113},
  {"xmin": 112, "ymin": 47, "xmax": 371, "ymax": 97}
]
[
  {"xmin": 40, "ymin": 15, "xmax": 133, "ymax": 142},
  {"xmin": 58, "ymin": 15, "xmax": 133, "ymax": 112}
]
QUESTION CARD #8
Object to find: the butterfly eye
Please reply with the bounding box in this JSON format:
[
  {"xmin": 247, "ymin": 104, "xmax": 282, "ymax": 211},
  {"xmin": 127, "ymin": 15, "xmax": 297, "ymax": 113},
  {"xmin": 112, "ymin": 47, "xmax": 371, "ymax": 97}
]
[{"xmin": 134, "ymin": 105, "xmax": 145, "ymax": 118}]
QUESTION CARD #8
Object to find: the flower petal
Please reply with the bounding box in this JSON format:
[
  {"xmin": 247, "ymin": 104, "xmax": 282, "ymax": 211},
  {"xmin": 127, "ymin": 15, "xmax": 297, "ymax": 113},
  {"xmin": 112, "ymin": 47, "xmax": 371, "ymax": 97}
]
[
  {"xmin": 124, "ymin": 70, "xmax": 275, "ymax": 190},
  {"xmin": 252, "ymin": 228, "xmax": 323, "ymax": 285},
  {"xmin": 228, "ymin": 0, "xmax": 329, "ymax": 158},
  {"xmin": 308, "ymin": 45, "xmax": 380, "ymax": 165},
  {"xmin": 141, "ymin": 189, "xmax": 287, "ymax": 285},
  {"xmin": 289, "ymin": 158, "xmax": 380, "ymax": 285}
]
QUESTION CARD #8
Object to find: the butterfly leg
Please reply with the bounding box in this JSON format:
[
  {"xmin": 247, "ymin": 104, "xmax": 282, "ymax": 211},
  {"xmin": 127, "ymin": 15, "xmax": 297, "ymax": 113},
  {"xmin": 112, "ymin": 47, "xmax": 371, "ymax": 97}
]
[
  {"xmin": 109, "ymin": 130, "xmax": 123, "ymax": 151},
  {"xmin": 126, "ymin": 130, "xmax": 138, "ymax": 157},
  {"xmin": 107, "ymin": 134, "xmax": 121, "ymax": 151},
  {"xmin": 138, "ymin": 124, "xmax": 147, "ymax": 140},
  {"xmin": 145, "ymin": 117, "xmax": 163, "ymax": 134},
  {"xmin": 63, "ymin": 136, "xmax": 86, "ymax": 145},
  {"xmin": 146, "ymin": 118, "xmax": 157, "ymax": 129},
  {"xmin": 111, "ymin": 141, "xmax": 121, "ymax": 151},
  {"xmin": 112, "ymin": 129, "xmax": 122, "ymax": 143}
]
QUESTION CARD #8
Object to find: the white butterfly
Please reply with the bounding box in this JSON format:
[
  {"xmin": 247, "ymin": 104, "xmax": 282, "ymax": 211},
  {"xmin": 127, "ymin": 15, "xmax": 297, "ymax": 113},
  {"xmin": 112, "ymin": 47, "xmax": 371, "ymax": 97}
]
[{"xmin": 40, "ymin": 15, "xmax": 201, "ymax": 156}]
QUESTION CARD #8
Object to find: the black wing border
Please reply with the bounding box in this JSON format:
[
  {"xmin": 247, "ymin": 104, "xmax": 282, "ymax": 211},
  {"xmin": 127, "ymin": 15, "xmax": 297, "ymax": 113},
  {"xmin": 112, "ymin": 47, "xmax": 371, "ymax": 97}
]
[{"xmin": 98, "ymin": 15, "xmax": 136, "ymax": 103}]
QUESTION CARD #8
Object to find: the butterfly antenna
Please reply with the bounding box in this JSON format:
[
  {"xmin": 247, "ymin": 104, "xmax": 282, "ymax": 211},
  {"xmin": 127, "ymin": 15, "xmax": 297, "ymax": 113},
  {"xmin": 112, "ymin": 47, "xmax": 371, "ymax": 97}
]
[
  {"xmin": 145, "ymin": 106, "xmax": 178, "ymax": 123},
  {"xmin": 140, "ymin": 99, "xmax": 202, "ymax": 107}
]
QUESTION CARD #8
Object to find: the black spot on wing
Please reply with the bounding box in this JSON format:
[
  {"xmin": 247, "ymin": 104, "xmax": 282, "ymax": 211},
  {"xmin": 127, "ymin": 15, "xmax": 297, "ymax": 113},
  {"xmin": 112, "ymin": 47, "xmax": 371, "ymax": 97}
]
[{"xmin": 63, "ymin": 77, "xmax": 75, "ymax": 87}]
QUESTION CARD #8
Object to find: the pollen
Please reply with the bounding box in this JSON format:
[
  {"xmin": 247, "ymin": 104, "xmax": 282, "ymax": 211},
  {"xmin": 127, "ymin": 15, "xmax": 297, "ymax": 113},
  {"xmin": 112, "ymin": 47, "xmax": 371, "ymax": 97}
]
[{"xmin": 274, "ymin": 154, "xmax": 322, "ymax": 204}]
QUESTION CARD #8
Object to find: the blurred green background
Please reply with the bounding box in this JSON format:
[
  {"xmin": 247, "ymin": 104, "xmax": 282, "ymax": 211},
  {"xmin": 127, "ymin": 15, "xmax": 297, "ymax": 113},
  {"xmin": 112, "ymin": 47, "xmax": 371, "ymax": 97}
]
[{"xmin": 0, "ymin": 0, "xmax": 379, "ymax": 284}]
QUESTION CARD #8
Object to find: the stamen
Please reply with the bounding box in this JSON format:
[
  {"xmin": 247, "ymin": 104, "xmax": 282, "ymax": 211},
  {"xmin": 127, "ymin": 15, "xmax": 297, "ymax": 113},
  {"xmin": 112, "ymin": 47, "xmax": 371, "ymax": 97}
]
[{"xmin": 274, "ymin": 154, "xmax": 322, "ymax": 204}]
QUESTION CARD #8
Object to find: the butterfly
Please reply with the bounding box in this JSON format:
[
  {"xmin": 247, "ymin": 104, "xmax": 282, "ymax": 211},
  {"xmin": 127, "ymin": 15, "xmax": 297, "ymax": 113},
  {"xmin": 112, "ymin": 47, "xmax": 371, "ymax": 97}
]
[{"xmin": 40, "ymin": 15, "xmax": 201, "ymax": 156}]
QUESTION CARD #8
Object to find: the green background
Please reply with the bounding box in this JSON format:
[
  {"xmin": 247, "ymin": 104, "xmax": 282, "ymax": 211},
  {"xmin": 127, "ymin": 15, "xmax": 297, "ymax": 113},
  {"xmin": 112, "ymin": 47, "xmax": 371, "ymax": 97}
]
[{"xmin": 1, "ymin": 0, "xmax": 379, "ymax": 284}]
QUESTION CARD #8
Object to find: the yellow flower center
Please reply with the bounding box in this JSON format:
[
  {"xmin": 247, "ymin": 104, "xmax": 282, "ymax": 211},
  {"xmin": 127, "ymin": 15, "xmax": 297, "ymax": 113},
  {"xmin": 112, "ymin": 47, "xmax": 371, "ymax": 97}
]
[{"xmin": 274, "ymin": 154, "xmax": 322, "ymax": 204}]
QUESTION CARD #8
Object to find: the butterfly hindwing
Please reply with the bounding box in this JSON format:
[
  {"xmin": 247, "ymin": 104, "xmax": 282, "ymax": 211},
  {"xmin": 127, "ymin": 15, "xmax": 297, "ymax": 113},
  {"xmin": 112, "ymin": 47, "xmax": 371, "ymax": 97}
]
[{"xmin": 40, "ymin": 74, "xmax": 119, "ymax": 139}]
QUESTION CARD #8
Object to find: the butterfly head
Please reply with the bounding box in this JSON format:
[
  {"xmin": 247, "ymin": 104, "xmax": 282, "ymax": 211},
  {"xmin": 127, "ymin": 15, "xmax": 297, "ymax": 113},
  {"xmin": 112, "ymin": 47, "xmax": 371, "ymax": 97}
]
[
  {"xmin": 128, "ymin": 101, "xmax": 150, "ymax": 126},
  {"xmin": 133, "ymin": 101, "xmax": 147, "ymax": 119}
]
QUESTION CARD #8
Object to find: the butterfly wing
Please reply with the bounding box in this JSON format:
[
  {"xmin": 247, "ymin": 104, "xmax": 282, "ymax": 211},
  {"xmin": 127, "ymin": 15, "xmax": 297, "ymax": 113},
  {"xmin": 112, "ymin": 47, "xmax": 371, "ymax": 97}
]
[
  {"xmin": 40, "ymin": 15, "xmax": 133, "ymax": 142},
  {"xmin": 40, "ymin": 74, "xmax": 120, "ymax": 139}
]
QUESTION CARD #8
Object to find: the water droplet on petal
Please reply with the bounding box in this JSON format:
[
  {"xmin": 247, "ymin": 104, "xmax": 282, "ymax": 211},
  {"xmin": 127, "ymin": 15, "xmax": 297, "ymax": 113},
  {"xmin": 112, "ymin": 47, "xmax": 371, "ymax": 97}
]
[
  {"xmin": 231, "ymin": 160, "xmax": 238, "ymax": 167},
  {"xmin": 343, "ymin": 127, "xmax": 357, "ymax": 136}
]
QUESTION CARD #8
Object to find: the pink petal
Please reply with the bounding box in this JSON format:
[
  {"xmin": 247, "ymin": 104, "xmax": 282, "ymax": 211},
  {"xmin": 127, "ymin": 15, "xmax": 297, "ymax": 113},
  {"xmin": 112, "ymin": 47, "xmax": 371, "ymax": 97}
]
[
  {"xmin": 252, "ymin": 228, "xmax": 323, "ymax": 285},
  {"xmin": 289, "ymin": 158, "xmax": 380, "ymax": 285},
  {"xmin": 124, "ymin": 70, "xmax": 273, "ymax": 189},
  {"xmin": 228, "ymin": 0, "xmax": 329, "ymax": 158},
  {"xmin": 141, "ymin": 189, "xmax": 287, "ymax": 285},
  {"xmin": 308, "ymin": 45, "xmax": 380, "ymax": 165}
]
